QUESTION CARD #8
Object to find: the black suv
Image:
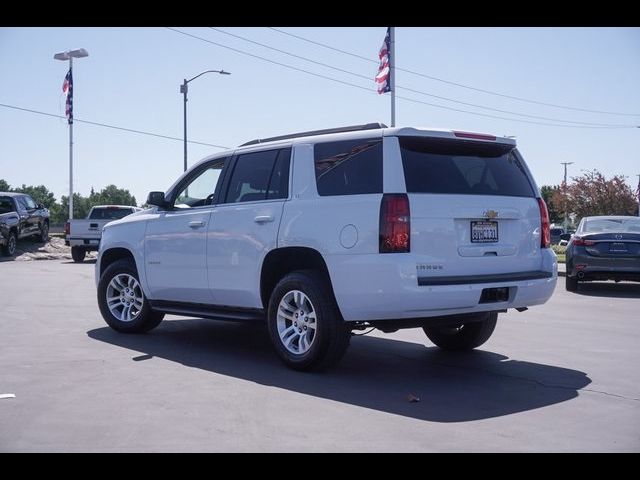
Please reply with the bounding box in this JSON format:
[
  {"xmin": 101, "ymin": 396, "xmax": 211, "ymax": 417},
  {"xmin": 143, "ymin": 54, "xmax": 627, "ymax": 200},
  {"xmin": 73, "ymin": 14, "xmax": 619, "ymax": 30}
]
[{"xmin": 0, "ymin": 192, "xmax": 50, "ymax": 256}]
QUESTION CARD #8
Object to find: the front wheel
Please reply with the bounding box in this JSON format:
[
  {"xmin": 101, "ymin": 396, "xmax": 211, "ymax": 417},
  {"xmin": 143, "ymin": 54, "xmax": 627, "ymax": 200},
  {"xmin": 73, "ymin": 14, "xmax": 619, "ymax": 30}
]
[
  {"xmin": 97, "ymin": 259, "xmax": 164, "ymax": 333},
  {"xmin": 423, "ymin": 312, "xmax": 498, "ymax": 351},
  {"xmin": 267, "ymin": 270, "xmax": 350, "ymax": 372},
  {"xmin": 565, "ymin": 275, "xmax": 578, "ymax": 292},
  {"xmin": 2, "ymin": 231, "xmax": 17, "ymax": 257},
  {"xmin": 39, "ymin": 221, "xmax": 49, "ymax": 243}
]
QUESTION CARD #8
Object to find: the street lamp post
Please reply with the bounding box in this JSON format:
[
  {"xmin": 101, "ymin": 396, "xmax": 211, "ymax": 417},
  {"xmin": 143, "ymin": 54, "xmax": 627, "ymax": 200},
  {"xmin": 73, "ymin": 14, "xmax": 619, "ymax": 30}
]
[
  {"xmin": 561, "ymin": 161, "xmax": 574, "ymax": 230},
  {"xmin": 54, "ymin": 48, "xmax": 89, "ymax": 220},
  {"xmin": 180, "ymin": 69, "xmax": 231, "ymax": 172}
]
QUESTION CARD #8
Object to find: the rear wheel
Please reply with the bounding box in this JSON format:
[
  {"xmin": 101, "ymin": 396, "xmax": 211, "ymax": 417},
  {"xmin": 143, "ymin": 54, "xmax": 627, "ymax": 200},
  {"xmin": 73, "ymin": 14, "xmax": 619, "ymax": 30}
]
[
  {"xmin": 423, "ymin": 312, "xmax": 498, "ymax": 351},
  {"xmin": 565, "ymin": 275, "xmax": 578, "ymax": 292},
  {"xmin": 97, "ymin": 259, "xmax": 164, "ymax": 333},
  {"xmin": 71, "ymin": 246, "xmax": 86, "ymax": 263},
  {"xmin": 2, "ymin": 231, "xmax": 17, "ymax": 257},
  {"xmin": 267, "ymin": 270, "xmax": 350, "ymax": 371}
]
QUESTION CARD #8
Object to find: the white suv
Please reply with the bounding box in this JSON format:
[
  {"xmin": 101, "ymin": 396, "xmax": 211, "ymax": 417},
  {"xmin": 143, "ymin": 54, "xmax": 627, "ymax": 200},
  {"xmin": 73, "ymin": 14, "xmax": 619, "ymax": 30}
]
[{"xmin": 95, "ymin": 124, "xmax": 557, "ymax": 371}]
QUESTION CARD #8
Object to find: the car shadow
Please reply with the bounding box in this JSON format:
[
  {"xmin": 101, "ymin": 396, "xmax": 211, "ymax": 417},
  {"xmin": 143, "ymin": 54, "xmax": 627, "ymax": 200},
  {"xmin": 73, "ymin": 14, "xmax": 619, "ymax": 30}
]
[
  {"xmin": 573, "ymin": 282, "xmax": 640, "ymax": 298},
  {"xmin": 88, "ymin": 319, "xmax": 591, "ymax": 423},
  {"xmin": 62, "ymin": 258, "xmax": 97, "ymax": 265}
]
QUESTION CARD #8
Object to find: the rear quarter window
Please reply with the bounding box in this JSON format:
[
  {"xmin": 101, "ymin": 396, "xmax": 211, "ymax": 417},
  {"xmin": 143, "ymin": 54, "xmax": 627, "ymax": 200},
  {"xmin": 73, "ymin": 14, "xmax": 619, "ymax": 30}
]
[
  {"xmin": 399, "ymin": 137, "xmax": 535, "ymax": 197},
  {"xmin": 314, "ymin": 138, "xmax": 382, "ymax": 196}
]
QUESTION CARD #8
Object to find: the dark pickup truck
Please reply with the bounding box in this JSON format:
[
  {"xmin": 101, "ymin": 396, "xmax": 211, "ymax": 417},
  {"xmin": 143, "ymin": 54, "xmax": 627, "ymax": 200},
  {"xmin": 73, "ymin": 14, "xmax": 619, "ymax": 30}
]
[{"xmin": 0, "ymin": 192, "xmax": 50, "ymax": 256}]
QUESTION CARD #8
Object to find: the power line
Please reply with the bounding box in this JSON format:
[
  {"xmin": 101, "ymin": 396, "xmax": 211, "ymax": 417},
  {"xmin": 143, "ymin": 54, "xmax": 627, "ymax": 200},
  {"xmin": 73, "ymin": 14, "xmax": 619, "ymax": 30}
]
[
  {"xmin": 210, "ymin": 27, "xmax": 635, "ymax": 128},
  {"xmin": 267, "ymin": 27, "xmax": 640, "ymax": 118},
  {"xmin": 168, "ymin": 28, "xmax": 637, "ymax": 129},
  {"xmin": 0, "ymin": 103, "xmax": 229, "ymax": 149}
]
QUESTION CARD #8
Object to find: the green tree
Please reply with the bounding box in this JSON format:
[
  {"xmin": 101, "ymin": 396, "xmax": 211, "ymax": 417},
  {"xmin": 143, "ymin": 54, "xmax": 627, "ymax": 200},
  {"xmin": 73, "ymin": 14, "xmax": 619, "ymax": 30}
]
[
  {"xmin": 12, "ymin": 184, "xmax": 57, "ymax": 209},
  {"xmin": 58, "ymin": 193, "xmax": 92, "ymax": 222},
  {"xmin": 540, "ymin": 185, "xmax": 562, "ymax": 224},
  {"xmin": 91, "ymin": 185, "xmax": 137, "ymax": 207},
  {"xmin": 0, "ymin": 179, "xmax": 11, "ymax": 191},
  {"xmin": 564, "ymin": 169, "xmax": 638, "ymax": 224}
]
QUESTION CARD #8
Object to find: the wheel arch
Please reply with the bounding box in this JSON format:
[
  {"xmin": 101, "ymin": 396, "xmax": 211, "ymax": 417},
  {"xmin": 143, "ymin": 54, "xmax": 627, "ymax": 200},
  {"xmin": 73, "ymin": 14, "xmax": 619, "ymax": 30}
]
[{"xmin": 260, "ymin": 246, "xmax": 337, "ymax": 312}]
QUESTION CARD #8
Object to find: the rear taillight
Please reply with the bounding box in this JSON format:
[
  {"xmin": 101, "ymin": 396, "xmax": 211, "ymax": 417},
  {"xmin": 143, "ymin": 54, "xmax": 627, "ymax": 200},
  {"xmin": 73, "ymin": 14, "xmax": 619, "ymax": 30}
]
[
  {"xmin": 379, "ymin": 194, "xmax": 410, "ymax": 253},
  {"xmin": 537, "ymin": 198, "xmax": 550, "ymax": 248},
  {"xmin": 64, "ymin": 221, "xmax": 70, "ymax": 235},
  {"xmin": 572, "ymin": 236, "xmax": 595, "ymax": 247},
  {"xmin": 453, "ymin": 131, "xmax": 497, "ymax": 141}
]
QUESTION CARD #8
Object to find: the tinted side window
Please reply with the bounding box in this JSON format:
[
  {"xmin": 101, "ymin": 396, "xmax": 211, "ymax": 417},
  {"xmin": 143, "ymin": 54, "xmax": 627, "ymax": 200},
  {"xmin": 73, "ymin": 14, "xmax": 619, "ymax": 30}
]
[
  {"xmin": 224, "ymin": 149, "xmax": 280, "ymax": 203},
  {"xmin": 400, "ymin": 137, "xmax": 535, "ymax": 197},
  {"xmin": 0, "ymin": 197, "xmax": 15, "ymax": 214},
  {"xmin": 16, "ymin": 197, "xmax": 28, "ymax": 212},
  {"xmin": 314, "ymin": 139, "xmax": 382, "ymax": 196},
  {"xmin": 266, "ymin": 148, "xmax": 291, "ymax": 200}
]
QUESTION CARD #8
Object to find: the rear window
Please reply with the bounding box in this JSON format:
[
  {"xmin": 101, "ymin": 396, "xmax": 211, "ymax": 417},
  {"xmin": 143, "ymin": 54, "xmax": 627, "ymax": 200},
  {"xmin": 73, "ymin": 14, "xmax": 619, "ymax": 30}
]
[
  {"xmin": 314, "ymin": 138, "xmax": 382, "ymax": 196},
  {"xmin": 89, "ymin": 208, "xmax": 134, "ymax": 220},
  {"xmin": 583, "ymin": 218, "xmax": 640, "ymax": 233},
  {"xmin": 399, "ymin": 137, "xmax": 535, "ymax": 197}
]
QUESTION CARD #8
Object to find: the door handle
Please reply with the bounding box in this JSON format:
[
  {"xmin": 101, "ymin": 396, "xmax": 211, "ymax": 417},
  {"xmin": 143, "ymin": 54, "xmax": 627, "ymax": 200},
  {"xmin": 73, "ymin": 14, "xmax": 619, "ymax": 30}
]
[
  {"xmin": 254, "ymin": 215, "xmax": 274, "ymax": 223},
  {"xmin": 189, "ymin": 221, "xmax": 205, "ymax": 228}
]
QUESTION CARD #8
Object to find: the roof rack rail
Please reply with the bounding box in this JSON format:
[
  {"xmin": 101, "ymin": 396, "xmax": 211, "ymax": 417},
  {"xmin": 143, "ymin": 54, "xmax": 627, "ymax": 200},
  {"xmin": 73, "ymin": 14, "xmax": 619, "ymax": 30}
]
[{"xmin": 239, "ymin": 122, "xmax": 388, "ymax": 147}]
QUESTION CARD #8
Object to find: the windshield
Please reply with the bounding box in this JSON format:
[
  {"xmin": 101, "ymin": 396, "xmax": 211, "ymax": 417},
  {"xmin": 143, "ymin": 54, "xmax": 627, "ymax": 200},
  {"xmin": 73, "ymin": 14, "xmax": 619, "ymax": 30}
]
[
  {"xmin": 582, "ymin": 218, "xmax": 640, "ymax": 233},
  {"xmin": 0, "ymin": 197, "xmax": 15, "ymax": 214},
  {"xmin": 89, "ymin": 208, "xmax": 134, "ymax": 220}
]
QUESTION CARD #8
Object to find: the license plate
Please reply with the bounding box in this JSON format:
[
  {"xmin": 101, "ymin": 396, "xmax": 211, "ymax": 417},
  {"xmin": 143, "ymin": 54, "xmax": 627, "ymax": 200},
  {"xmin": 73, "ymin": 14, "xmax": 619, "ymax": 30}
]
[
  {"xmin": 471, "ymin": 221, "xmax": 498, "ymax": 243},
  {"xmin": 610, "ymin": 242, "xmax": 627, "ymax": 252}
]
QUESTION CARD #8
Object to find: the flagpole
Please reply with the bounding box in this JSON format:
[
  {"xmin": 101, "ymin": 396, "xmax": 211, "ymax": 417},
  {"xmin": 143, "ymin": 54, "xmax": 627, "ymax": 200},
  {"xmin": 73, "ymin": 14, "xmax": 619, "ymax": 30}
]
[
  {"xmin": 68, "ymin": 56, "xmax": 74, "ymax": 221},
  {"xmin": 390, "ymin": 27, "xmax": 396, "ymax": 127}
]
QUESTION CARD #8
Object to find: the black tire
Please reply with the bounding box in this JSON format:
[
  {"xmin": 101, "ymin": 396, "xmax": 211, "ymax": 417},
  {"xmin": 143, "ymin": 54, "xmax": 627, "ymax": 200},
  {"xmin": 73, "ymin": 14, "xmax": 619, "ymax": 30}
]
[
  {"xmin": 423, "ymin": 312, "xmax": 498, "ymax": 351},
  {"xmin": 97, "ymin": 258, "xmax": 164, "ymax": 333},
  {"xmin": 71, "ymin": 246, "xmax": 86, "ymax": 263},
  {"xmin": 39, "ymin": 221, "xmax": 49, "ymax": 243},
  {"xmin": 565, "ymin": 275, "xmax": 578, "ymax": 292},
  {"xmin": 267, "ymin": 270, "xmax": 351, "ymax": 372},
  {"xmin": 2, "ymin": 231, "xmax": 17, "ymax": 257}
]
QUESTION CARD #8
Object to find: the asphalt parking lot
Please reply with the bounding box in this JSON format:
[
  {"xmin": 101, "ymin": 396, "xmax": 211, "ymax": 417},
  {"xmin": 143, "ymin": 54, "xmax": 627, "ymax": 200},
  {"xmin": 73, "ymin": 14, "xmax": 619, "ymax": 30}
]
[{"xmin": 1, "ymin": 259, "xmax": 639, "ymax": 452}]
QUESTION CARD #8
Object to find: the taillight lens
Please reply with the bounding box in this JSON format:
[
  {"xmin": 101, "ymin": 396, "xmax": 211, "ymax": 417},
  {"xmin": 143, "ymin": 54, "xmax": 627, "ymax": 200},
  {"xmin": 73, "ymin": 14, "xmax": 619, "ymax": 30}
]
[
  {"xmin": 380, "ymin": 194, "xmax": 410, "ymax": 253},
  {"xmin": 572, "ymin": 236, "xmax": 595, "ymax": 246},
  {"xmin": 64, "ymin": 221, "xmax": 70, "ymax": 235},
  {"xmin": 537, "ymin": 198, "xmax": 550, "ymax": 248}
]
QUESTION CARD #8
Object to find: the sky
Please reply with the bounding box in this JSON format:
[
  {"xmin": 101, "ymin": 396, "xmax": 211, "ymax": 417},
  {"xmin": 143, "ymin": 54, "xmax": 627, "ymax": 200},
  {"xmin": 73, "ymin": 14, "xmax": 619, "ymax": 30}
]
[{"xmin": 1, "ymin": 27, "xmax": 639, "ymax": 205}]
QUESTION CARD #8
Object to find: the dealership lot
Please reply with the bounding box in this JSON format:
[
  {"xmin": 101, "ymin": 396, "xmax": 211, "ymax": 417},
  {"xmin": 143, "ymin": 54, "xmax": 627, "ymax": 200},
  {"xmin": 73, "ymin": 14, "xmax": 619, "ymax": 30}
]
[{"xmin": 1, "ymin": 260, "xmax": 639, "ymax": 452}]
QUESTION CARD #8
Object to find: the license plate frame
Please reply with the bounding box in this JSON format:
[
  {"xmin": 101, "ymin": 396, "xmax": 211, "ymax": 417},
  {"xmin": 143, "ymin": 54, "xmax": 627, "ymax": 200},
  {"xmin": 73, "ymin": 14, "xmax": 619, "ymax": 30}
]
[{"xmin": 471, "ymin": 221, "xmax": 498, "ymax": 243}]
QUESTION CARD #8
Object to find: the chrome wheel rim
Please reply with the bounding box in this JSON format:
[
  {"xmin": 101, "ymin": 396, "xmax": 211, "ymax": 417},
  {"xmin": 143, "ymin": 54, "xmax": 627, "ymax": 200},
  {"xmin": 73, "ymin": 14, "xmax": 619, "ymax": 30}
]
[
  {"xmin": 8, "ymin": 235, "xmax": 16, "ymax": 255},
  {"xmin": 276, "ymin": 290, "xmax": 317, "ymax": 355},
  {"xmin": 106, "ymin": 273, "xmax": 144, "ymax": 322}
]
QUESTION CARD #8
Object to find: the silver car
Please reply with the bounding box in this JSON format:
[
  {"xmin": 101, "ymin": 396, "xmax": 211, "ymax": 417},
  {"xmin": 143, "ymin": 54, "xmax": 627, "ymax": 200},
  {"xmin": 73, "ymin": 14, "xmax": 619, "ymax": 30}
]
[{"xmin": 565, "ymin": 215, "xmax": 640, "ymax": 291}]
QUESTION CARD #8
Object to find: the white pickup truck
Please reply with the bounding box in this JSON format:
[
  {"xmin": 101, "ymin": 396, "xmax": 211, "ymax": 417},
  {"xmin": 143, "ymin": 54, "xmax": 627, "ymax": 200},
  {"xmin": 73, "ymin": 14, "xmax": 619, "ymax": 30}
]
[{"xmin": 66, "ymin": 205, "xmax": 141, "ymax": 263}]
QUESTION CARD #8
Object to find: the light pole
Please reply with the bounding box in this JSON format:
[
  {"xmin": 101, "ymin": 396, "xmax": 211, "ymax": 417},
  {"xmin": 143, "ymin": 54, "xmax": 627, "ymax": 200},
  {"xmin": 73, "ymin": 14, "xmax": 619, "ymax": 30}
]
[
  {"xmin": 54, "ymin": 48, "xmax": 89, "ymax": 220},
  {"xmin": 561, "ymin": 162, "xmax": 574, "ymax": 230},
  {"xmin": 180, "ymin": 69, "xmax": 231, "ymax": 172}
]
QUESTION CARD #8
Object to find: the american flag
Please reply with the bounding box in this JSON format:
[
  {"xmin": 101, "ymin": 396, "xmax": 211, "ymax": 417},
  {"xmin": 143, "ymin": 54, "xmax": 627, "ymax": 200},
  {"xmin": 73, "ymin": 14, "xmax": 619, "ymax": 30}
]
[
  {"xmin": 62, "ymin": 69, "xmax": 73, "ymax": 124},
  {"xmin": 375, "ymin": 27, "xmax": 391, "ymax": 94}
]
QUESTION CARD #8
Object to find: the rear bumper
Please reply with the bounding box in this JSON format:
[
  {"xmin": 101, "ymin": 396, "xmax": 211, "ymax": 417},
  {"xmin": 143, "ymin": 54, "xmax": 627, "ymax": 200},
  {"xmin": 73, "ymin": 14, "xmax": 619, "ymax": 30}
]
[
  {"xmin": 568, "ymin": 251, "xmax": 640, "ymax": 281},
  {"xmin": 69, "ymin": 237, "xmax": 100, "ymax": 250},
  {"xmin": 326, "ymin": 250, "xmax": 557, "ymax": 321}
]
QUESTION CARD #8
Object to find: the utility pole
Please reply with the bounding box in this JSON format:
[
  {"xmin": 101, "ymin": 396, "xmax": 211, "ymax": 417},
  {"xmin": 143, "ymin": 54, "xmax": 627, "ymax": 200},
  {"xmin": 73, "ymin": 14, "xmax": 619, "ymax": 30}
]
[
  {"xmin": 636, "ymin": 174, "xmax": 640, "ymax": 217},
  {"xmin": 561, "ymin": 162, "xmax": 574, "ymax": 230}
]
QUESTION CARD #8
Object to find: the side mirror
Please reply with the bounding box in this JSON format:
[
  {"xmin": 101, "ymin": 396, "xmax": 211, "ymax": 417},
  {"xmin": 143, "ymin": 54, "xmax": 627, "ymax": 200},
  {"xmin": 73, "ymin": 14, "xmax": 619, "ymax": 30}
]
[
  {"xmin": 37, "ymin": 203, "xmax": 44, "ymax": 209},
  {"xmin": 147, "ymin": 191, "xmax": 168, "ymax": 209}
]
